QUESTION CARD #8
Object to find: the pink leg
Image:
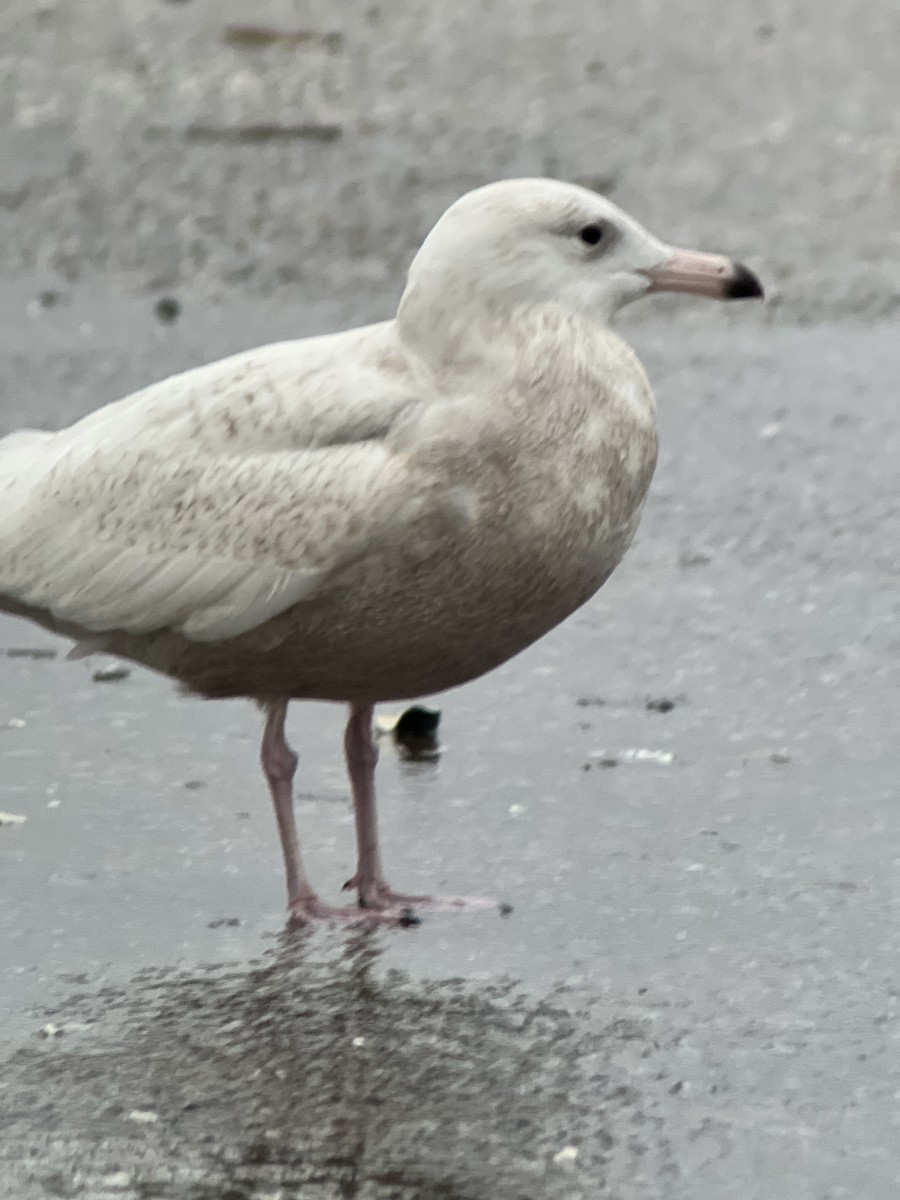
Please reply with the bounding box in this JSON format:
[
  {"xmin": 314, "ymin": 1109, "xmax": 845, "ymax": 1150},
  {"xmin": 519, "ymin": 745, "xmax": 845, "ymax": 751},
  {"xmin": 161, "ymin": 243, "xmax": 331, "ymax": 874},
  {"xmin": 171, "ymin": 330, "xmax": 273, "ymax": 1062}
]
[
  {"xmin": 261, "ymin": 701, "xmax": 402, "ymax": 924},
  {"xmin": 261, "ymin": 701, "xmax": 314, "ymax": 909},
  {"xmin": 342, "ymin": 702, "xmax": 394, "ymax": 908},
  {"xmin": 342, "ymin": 703, "xmax": 498, "ymax": 913}
]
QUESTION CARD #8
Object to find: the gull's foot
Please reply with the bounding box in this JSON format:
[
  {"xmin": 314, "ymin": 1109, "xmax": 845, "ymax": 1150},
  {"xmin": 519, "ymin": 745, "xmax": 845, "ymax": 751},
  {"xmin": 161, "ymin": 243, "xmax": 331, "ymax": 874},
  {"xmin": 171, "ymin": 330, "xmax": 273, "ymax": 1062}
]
[
  {"xmin": 342, "ymin": 876, "xmax": 502, "ymax": 914},
  {"xmin": 288, "ymin": 895, "xmax": 421, "ymax": 927},
  {"xmin": 382, "ymin": 893, "xmax": 501, "ymax": 914}
]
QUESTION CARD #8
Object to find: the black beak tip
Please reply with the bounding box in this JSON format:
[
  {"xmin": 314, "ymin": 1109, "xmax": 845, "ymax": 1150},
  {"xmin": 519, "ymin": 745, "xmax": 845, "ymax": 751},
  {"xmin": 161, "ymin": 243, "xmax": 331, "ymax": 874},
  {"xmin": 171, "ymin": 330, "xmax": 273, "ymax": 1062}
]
[{"xmin": 726, "ymin": 263, "xmax": 764, "ymax": 301}]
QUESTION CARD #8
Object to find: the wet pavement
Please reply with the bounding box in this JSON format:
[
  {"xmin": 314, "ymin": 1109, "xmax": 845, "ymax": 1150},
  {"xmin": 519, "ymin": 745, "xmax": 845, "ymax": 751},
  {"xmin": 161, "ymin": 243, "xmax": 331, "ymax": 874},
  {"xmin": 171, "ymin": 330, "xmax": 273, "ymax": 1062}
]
[
  {"xmin": 1, "ymin": 289, "xmax": 897, "ymax": 1198},
  {"xmin": 2, "ymin": 1, "xmax": 900, "ymax": 1197}
]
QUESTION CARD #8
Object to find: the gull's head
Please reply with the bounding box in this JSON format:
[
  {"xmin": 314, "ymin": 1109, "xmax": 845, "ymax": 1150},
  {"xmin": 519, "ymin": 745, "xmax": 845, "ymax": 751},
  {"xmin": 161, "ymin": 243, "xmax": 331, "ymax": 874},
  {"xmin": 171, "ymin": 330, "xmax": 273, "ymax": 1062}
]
[{"xmin": 400, "ymin": 178, "xmax": 763, "ymax": 329}]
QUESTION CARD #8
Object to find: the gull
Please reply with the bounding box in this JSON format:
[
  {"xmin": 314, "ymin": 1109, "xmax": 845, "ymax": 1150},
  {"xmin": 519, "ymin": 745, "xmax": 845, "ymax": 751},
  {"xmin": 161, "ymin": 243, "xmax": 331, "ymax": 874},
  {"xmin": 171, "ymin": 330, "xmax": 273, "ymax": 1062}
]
[{"xmin": 0, "ymin": 179, "xmax": 762, "ymax": 923}]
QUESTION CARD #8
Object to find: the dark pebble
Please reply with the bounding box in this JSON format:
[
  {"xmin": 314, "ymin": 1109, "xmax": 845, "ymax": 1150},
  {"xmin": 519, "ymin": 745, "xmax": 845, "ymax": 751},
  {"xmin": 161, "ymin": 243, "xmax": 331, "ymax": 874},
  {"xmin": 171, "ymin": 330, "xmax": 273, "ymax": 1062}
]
[
  {"xmin": 394, "ymin": 705, "xmax": 441, "ymax": 738},
  {"xmin": 154, "ymin": 296, "xmax": 181, "ymax": 323},
  {"xmin": 92, "ymin": 664, "xmax": 131, "ymax": 682}
]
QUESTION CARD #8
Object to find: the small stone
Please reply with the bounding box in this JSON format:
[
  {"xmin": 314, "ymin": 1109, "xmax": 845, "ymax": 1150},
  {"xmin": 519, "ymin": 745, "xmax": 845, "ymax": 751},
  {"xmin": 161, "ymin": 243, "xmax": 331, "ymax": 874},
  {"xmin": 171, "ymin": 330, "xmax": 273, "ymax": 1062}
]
[
  {"xmin": 0, "ymin": 812, "xmax": 26, "ymax": 826},
  {"xmin": 127, "ymin": 1109, "xmax": 159, "ymax": 1124},
  {"xmin": 589, "ymin": 747, "xmax": 673, "ymax": 767},
  {"xmin": 678, "ymin": 549, "xmax": 712, "ymax": 568},
  {"xmin": 376, "ymin": 705, "xmax": 441, "ymax": 760},
  {"xmin": 624, "ymin": 747, "xmax": 674, "ymax": 765},
  {"xmin": 394, "ymin": 704, "xmax": 440, "ymax": 739},
  {"xmin": 154, "ymin": 296, "xmax": 181, "ymax": 323},
  {"xmin": 38, "ymin": 1023, "xmax": 61, "ymax": 1038},
  {"xmin": 92, "ymin": 663, "xmax": 130, "ymax": 682},
  {"xmin": 352, "ymin": 1036, "xmax": 366, "ymax": 1047},
  {"xmin": 102, "ymin": 1170, "xmax": 132, "ymax": 1190},
  {"xmin": 552, "ymin": 1145, "xmax": 579, "ymax": 1166}
]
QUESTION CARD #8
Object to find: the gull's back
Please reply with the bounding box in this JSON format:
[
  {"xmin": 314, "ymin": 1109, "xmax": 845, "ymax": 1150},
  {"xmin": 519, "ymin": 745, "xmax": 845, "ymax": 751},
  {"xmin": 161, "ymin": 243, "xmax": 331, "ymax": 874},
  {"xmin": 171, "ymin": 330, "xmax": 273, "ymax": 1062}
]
[{"xmin": 0, "ymin": 320, "xmax": 431, "ymax": 639}]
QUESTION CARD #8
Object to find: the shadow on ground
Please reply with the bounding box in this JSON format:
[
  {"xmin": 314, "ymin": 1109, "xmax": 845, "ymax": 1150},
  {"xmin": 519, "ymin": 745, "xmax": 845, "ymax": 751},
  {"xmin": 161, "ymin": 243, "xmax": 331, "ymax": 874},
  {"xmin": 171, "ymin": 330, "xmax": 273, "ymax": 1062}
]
[{"xmin": 1, "ymin": 930, "xmax": 664, "ymax": 1200}]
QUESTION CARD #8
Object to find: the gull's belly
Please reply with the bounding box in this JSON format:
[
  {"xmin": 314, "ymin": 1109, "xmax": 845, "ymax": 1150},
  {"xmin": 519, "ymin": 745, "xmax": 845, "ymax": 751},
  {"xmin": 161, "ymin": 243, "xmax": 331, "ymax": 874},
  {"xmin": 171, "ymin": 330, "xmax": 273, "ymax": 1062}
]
[
  {"xmin": 312, "ymin": 516, "xmax": 640, "ymax": 701},
  {"xmin": 173, "ymin": 439, "xmax": 655, "ymax": 702}
]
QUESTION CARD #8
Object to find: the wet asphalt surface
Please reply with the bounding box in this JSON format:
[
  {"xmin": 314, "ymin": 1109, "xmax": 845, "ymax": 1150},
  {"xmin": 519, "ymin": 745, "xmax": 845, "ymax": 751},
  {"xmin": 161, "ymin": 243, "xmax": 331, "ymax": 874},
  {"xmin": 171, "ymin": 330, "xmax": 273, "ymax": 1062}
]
[{"xmin": 1, "ymin": 3, "xmax": 900, "ymax": 1198}]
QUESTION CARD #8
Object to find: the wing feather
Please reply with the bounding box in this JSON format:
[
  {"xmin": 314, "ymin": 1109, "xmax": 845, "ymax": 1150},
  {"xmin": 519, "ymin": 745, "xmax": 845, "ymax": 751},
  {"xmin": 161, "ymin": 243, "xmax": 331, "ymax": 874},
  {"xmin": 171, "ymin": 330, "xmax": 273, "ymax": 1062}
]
[{"xmin": 0, "ymin": 330, "xmax": 471, "ymax": 644}]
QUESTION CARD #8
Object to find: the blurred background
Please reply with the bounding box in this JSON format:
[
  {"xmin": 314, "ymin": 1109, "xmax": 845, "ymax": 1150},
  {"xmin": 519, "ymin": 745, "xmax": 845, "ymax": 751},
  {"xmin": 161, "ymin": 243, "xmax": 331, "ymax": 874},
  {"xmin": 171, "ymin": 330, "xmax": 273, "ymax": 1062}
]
[{"xmin": 0, "ymin": 0, "xmax": 898, "ymax": 319}]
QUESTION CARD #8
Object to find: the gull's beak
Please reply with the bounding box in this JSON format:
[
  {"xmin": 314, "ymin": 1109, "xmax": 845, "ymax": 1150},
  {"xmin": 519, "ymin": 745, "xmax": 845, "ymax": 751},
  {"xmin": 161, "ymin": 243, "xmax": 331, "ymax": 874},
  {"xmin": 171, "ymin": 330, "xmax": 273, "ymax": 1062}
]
[{"xmin": 641, "ymin": 249, "xmax": 764, "ymax": 301}]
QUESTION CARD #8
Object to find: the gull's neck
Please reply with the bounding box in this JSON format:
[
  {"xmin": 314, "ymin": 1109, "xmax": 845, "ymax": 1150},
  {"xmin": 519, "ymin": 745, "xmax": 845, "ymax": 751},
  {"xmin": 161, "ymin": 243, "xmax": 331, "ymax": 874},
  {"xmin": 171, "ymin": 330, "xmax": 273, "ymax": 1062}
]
[
  {"xmin": 396, "ymin": 277, "xmax": 615, "ymax": 381},
  {"xmin": 396, "ymin": 271, "xmax": 497, "ymax": 358}
]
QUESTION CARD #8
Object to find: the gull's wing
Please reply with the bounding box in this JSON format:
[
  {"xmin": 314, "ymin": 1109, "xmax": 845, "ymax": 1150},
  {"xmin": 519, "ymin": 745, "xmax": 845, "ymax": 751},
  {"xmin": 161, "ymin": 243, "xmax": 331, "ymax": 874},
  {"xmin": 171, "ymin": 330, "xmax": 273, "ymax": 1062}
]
[{"xmin": 0, "ymin": 326, "xmax": 473, "ymax": 642}]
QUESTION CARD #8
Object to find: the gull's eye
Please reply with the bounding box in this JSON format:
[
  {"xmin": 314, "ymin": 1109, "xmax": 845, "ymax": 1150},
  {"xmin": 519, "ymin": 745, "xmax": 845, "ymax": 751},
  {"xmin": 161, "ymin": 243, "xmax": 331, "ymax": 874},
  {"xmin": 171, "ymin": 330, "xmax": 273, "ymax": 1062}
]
[{"xmin": 579, "ymin": 223, "xmax": 604, "ymax": 246}]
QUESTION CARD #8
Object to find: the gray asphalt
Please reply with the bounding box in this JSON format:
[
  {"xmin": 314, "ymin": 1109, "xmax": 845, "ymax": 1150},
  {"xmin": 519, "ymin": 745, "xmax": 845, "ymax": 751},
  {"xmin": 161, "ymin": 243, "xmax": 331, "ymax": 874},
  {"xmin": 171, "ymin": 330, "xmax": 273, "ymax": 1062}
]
[{"xmin": 1, "ymin": 3, "xmax": 899, "ymax": 1199}]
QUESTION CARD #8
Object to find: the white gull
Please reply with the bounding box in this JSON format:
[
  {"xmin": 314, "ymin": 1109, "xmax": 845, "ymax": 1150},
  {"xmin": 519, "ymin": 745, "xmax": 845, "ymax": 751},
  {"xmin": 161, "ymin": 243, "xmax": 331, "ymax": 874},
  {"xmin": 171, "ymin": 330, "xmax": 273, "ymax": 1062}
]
[{"xmin": 0, "ymin": 178, "xmax": 762, "ymax": 923}]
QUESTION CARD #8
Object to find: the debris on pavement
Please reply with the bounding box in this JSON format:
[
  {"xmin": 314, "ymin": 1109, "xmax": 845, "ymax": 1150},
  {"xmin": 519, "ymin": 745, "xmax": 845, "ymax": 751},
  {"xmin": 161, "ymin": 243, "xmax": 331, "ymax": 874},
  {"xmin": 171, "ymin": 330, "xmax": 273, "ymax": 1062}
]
[
  {"xmin": 375, "ymin": 705, "xmax": 442, "ymax": 759},
  {"xmin": 92, "ymin": 662, "xmax": 131, "ymax": 683}
]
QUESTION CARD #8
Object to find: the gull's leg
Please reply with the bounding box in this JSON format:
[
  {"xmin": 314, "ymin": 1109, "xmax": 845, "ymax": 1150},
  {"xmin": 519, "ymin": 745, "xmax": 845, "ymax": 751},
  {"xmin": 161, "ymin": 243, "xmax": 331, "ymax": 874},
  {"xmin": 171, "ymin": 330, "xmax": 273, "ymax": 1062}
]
[
  {"xmin": 261, "ymin": 700, "xmax": 395, "ymax": 924},
  {"xmin": 342, "ymin": 702, "xmax": 498, "ymax": 913},
  {"xmin": 342, "ymin": 702, "xmax": 392, "ymax": 906},
  {"xmin": 261, "ymin": 701, "xmax": 313, "ymax": 910}
]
